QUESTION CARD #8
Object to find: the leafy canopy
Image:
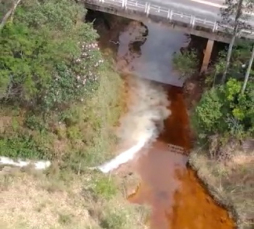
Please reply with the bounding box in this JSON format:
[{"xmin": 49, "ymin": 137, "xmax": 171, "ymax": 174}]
[
  {"xmin": 193, "ymin": 78, "xmax": 254, "ymax": 140},
  {"xmin": 0, "ymin": 0, "xmax": 103, "ymax": 111}
]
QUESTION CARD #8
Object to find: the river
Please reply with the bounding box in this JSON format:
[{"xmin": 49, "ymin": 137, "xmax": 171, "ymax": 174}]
[{"xmin": 86, "ymin": 10, "xmax": 235, "ymax": 229}]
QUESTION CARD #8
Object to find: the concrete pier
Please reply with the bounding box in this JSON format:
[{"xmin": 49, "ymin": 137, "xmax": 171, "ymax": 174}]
[{"xmin": 200, "ymin": 39, "xmax": 214, "ymax": 74}]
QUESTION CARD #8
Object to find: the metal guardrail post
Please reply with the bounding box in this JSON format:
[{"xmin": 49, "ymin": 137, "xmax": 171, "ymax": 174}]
[
  {"xmin": 146, "ymin": 3, "xmax": 150, "ymax": 16},
  {"xmin": 122, "ymin": 0, "xmax": 126, "ymax": 8},
  {"xmin": 191, "ymin": 16, "xmax": 195, "ymax": 28},
  {"xmin": 167, "ymin": 9, "xmax": 173, "ymax": 20},
  {"xmin": 212, "ymin": 22, "xmax": 218, "ymax": 32}
]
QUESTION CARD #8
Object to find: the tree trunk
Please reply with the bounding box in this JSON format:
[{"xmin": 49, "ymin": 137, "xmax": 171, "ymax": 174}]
[
  {"xmin": 221, "ymin": 0, "xmax": 244, "ymax": 83},
  {"xmin": 241, "ymin": 45, "xmax": 254, "ymax": 94},
  {"xmin": 221, "ymin": 34, "xmax": 236, "ymax": 83},
  {"xmin": 0, "ymin": 0, "xmax": 22, "ymax": 31}
]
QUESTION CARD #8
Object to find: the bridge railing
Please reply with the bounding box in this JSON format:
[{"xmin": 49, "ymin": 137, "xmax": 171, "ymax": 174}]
[{"xmin": 84, "ymin": 0, "xmax": 254, "ymax": 39}]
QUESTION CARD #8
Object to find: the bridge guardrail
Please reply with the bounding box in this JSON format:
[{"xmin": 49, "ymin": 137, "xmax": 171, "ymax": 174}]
[{"xmin": 84, "ymin": 0, "xmax": 254, "ymax": 39}]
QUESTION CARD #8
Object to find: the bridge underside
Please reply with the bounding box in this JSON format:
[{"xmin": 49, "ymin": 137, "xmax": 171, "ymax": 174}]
[{"xmin": 85, "ymin": 3, "xmax": 233, "ymax": 43}]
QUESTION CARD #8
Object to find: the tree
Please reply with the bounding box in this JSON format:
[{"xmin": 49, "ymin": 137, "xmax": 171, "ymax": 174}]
[
  {"xmin": 0, "ymin": 0, "xmax": 102, "ymax": 111},
  {"xmin": 220, "ymin": 0, "xmax": 253, "ymax": 83},
  {"xmin": 241, "ymin": 44, "xmax": 254, "ymax": 93}
]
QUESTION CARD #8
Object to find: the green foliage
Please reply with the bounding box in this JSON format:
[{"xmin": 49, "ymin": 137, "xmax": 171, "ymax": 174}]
[
  {"xmin": 0, "ymin": 134, "xmax": 49, "ymax": 159},
  {"xmin": 205, "ymin": 51, "xmax": 227, "ymax": 87},
  {"xmin": 93, "ymin": 176, "xmax": 117, "ymax": 200},
  {"xmin": 24, "ymin": 114, "xmax": 46, "ymax": 132},
  {"xmin": 0, "ymin": 0, "xmax": 15, "ymax": 20},
  {"xmin": 66, "ymin": 126, "xmax": 82, "ymax": 140},
  {"xmin": 193, "ymin": 78, "xmax": 254, "ymax": 140},
  {"xmin": 206, "ymin": 42, "xmax": 254, "ymax": 90},
  {"xmin": 0, "ymin": 0, "xmax": 103, "ymax": 111},
  {"xmin": 0, "ymin": 1, "xmax": 124, "ymax": 165},
  {"xmin": 100, "ymin": 210, "xmax": 127, "ymax": 229},
  {"xmin": 193, "ymin": 88, "xmax": 224, "ymax": 137},
  {"xmin": 172, "ymin": 50, "xmax": 198, "ymax": 78}
]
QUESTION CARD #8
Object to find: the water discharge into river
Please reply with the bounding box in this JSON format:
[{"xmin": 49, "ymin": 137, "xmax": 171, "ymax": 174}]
[{"xmin": 87, "ymin": 11, "xmax": 235, "ymax": 229}]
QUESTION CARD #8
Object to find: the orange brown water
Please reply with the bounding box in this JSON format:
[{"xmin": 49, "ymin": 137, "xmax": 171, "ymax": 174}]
[
  {"xmin": 86, "ymin": 11, "xmax": 235, "ymax": 229},
  {"xmin": 128, "ymin": 86, "xmax": 235, "ymax": 229}
]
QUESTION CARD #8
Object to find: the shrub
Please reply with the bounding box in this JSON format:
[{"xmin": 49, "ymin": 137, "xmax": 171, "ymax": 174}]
[
  {"xmin": 93, "ymin": 176, "xmax": 117, "ymax": 200},
  {"xmin": 192, "ymin": 88, "xmax": 224, "ymax": 138},
  {"xmin": 172, "ymin": 50, "xmax": 198, "ymax": 78},
  {"xmin": 0, "ymin": 134, "xmax": 50, "ymax": 159},
  {"xmin": 192, "ymin": 78, "xmax": 254, "ymax": 140},
  {"xmin": 24, "ymin": 114, "xmax": 46, "ymax": 132}
]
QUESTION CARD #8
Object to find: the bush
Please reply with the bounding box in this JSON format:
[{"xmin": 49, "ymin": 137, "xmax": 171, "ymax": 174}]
[
  {"xmin": 0, "ymin": 134, "xmax": 49, "ymax": 159},
  {"xmin": 172, "ymin": 50, "xmax": 198, "ymax": 78},
  {"xmin": 192, "ymin": 78, "xmax": 254, "ymax": 140}
]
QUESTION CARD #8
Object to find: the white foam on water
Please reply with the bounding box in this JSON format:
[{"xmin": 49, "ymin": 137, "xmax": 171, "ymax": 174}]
[
  {"xmin": 97, "ymin": 138, "xmax": 148, "ymax": 173},
  {"xmin": 95, "ymin": 76, "xmax": 171, "ymax": 173}
]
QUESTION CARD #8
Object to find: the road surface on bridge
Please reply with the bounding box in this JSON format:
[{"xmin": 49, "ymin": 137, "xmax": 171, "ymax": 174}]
[{"xmin": 148, "ymin": 0, "xmax": 254, "ymax": 28}]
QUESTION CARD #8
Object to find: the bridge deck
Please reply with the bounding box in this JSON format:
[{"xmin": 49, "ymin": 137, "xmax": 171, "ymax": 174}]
[{"xmin": 84, "ymin": 0, "xmax": 254, "ymax": 42}]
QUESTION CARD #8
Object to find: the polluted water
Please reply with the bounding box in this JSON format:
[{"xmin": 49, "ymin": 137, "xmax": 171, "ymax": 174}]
[
  {"xmin": 95, "ymin": 76, "xmax": 171, "ymax": 173},
  {"xmin": 95, "ymin": 20, "xmax": 187, "ymax": 173},
  {"xmin": 89, "ymin": 13, "xmax": 235, "ymax": 229}
]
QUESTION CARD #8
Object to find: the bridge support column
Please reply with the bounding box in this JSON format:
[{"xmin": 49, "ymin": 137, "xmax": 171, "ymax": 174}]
[{"xmin": 200, "ymin": 39, "xmax": 214, "ymax": 74}]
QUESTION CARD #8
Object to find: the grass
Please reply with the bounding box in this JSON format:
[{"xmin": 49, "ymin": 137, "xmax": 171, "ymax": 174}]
[
  {"xmin": 189, "ymin": 149, "xmax": 254, "ymax": 229},
  {"xmin": 0, "ymin": 169, "xmax": 149, "ymax": 229},
  {"xmin": 0, "ymin": 64, "xmax": 149, "ymax": 229}
]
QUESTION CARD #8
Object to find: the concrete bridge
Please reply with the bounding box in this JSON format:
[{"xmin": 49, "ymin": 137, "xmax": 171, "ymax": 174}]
[{"xmin": 83, "ymin": 0, "xmax": 254, "ymax": 73}]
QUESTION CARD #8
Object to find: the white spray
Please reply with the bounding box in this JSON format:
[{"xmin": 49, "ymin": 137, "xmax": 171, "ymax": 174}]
[{"xmin": 96, "ymin": 76, "xmax": 171, "ymax": 173}]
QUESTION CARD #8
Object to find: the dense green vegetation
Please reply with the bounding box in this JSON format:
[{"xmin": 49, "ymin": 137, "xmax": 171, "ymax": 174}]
[
  {"xmin": 193, "ymin": 43, "xmax": 254, "ymax": 143},
  {"xmin": 0, "ymin": 0, "xmax": 114, "ymax": 163},
  {"xmin": 0, "ymin": 1, "xmax": 148, "ymax": 228},
  {"xmin": 184, "ymin": 42, "xmax": 254, "ymax": 229},
  {"xmin": 172, "ymin": 50, "xmax": 198, "ymax": 78},
  {"xmin": 1, "ymin": 0, "xmax": 102, "ymax": 111},
  {"xmin": 193, "ymin": 78, "xmax": 254, "ymax": 140}
]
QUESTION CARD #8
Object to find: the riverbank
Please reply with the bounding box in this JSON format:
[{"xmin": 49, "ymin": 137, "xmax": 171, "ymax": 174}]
[
  {"xmin": 0, "ymin": 65, "xmax": 149, "ymax": 229},
  {"xmin": 189, "ymin": 148, "xmax": 254, "ymax": 229},
  {"xmin": 86, "ymin": 10, "xmax": 239, "ymax": 229},
  {"xmin": 0, "ymin": 1, "xmax": 149, "ymax": 227},
  {"xmin": 183, "ymin": 73, "xmax": 254, "ymax": 229},
  {"xmin": 127, "ymin": 85, "xmax": 235, "ymax": 229}
]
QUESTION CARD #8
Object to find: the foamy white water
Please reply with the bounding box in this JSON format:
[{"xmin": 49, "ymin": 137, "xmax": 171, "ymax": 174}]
[
  {"xmin": 94, "ymin": 76, "xmax": 171, "ymax": 174},
  {"xmin": 0, "ymin": 156, "xmax": 51, "ymax": 170},
  {"xmin": 97, "ymin": 138, "xmax": 148, "ymax": 173}
]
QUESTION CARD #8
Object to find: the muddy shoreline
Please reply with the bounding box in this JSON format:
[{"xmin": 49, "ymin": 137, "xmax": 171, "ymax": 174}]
[
  {"xmin": 187, "ymin": 158, "xmax": 239, "ymax": 228},
  {"xmin": 183, "ymin": 75, "xmax": 240, "ymax": 229}
]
